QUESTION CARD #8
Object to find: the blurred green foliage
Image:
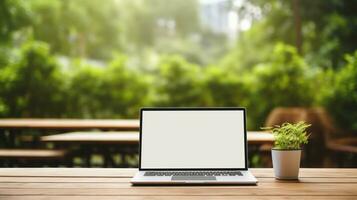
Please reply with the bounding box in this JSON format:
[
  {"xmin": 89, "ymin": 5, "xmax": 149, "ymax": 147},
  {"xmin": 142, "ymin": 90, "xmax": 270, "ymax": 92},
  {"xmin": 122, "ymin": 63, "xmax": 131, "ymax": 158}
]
[
  {"xmin": 204, "ymin": 66, "xmax": 249, "ymax": 107},
  {"xmin": 30, "ymin": 0, "xmax": 123, "ymax": 59},
  {"xmin": 154, "ymin": 55, "xmax": 205, "ymax": 107},
  {"xmin": 0, "ymin": 40, "xmax": 64, "ymax": 117},
  {"xmin": 0, "ymin": 0, "xmax": 356, "ymax": 132},
  {"xmin": 0, "ymin": 0, "xmax": 31, "ymax": 43},
  {"xmin": 248, "ymin": 43, "xmax": 314, "ymax": 127},
  {"xmin": 223, "ymin": 0, "xmax": 357, "ymax": 70},
  {"xmin": 323, "ymin": 51, "xmax": 357, "ymax": 132},
  {"xmin": 63, "ymin": 55, "xmax": 150, "ymax": 118}
]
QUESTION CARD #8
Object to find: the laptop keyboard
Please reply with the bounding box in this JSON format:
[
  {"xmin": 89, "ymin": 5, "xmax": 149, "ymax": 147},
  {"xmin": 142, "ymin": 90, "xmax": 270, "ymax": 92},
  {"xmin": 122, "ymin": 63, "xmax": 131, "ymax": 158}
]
[{"xmin": 144, "ymin": 171, "xmax": 242, "ymax": 176}]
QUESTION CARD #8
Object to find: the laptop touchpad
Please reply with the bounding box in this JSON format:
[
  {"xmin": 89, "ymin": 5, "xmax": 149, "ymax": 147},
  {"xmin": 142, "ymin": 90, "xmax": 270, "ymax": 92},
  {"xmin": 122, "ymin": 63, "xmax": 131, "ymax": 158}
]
[{"xmin": 172, "ymin": 176, "xmax": 216, "ymax": 181}]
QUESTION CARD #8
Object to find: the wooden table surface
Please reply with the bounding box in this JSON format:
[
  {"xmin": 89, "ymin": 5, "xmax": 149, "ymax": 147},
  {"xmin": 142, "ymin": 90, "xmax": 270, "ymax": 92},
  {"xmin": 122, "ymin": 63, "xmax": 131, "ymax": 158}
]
[
  {"xmin": 0, "ymin": 168, "xmax": 356, "ymax": 199},
  {"xmin": 41, "ymin": 131, "xmax": 274, "ymax": 145},
  {"xmin": 0, "ymin": 119, "xmax": 140, "ymax": 130}
]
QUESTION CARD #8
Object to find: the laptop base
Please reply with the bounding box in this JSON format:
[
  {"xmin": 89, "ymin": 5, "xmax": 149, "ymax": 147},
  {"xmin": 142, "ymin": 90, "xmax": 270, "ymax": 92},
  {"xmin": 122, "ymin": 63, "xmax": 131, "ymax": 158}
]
[{"xmin": 131, "ymin": 170, "xmax": 258, "ymax": 185}]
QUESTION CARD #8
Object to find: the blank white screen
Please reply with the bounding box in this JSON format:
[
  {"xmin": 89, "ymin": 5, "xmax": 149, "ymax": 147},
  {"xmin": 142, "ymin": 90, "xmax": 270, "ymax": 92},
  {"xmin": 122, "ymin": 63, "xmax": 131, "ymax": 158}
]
[{"xmin": 141, "ymin": 110, "xmax": 246, "ymax": 169}]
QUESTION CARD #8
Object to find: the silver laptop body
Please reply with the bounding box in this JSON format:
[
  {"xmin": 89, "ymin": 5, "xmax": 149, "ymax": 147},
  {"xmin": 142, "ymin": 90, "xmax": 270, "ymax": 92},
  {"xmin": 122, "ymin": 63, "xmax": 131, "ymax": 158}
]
[{"xmin": 131, "ymin": 108, "xmax": 258, "ymax": 185}]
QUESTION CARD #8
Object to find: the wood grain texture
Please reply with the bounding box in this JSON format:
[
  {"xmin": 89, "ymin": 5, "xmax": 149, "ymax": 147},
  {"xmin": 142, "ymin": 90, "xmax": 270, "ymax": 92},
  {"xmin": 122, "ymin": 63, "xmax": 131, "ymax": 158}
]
[
  {"xmin": 0, "ymin": 149, "xmax": 67, "ymax": 158},
  {"xmin": 0, "ymin": 168, "xmax": 356, "ymax": 199},
  {"xmin": 41, "ymin": 132, "xmax": 140, "ymax": 144},
  {"xmin": 2, "ymin": 168, "xmax": 357, "ymax": 177},
  {"xmin": 2, "ymin": 196, "xmax": 357, "ymax": 200},
  {"xmin": 0, "ymin": 184, "xmax": 355, "ymax": 196},
  {"xmin": 0, "ymin": 119, "xmax": 140, "ymax": 130}
]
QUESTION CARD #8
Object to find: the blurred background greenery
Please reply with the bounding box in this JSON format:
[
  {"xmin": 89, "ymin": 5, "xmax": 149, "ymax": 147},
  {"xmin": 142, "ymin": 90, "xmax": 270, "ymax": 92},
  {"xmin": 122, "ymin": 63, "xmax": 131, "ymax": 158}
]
[{"xmin": 0, "ymin": 0, "xmax": 356, "ymax": 132}]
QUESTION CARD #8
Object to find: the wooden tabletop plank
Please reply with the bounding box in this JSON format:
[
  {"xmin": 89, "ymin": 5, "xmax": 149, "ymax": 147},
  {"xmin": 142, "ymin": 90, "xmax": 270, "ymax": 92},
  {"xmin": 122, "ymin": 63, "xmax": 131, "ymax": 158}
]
[
  {"xmin": 0, "ymin": 168, "xmax": 137, "ymax": 177},
  {"xmin": 0, "ymin": 149, "xmax": 67, "ymax": 158},
  {"xmin": 41, "ymin": 132, "xmax": 140, "ymax": 144},
  {"xmin": 3, "ymin": 196, "xmax": 357, "ymax": 200},
  {"xmin": 0, "ymin": 183, "xmax": 356, "ymax": 196},
  {"xmin": 40, "ymin": 131, "xmax": 274, "ymax": 145},
  {"xmin": 0, "ymin": 119, "xmax": 140, "ymax": 130},
  {"xmin": 0, "ymin": 168, "xmax": 356, "ymax": 199},
  {"xmin": 0, "ymin": 180, "xmax": 357, "ymax": 189},
  {"xmin": 1, "ymin": 168, "xmax": 356, "ymax": 178},
  {"xmin": 247, "ymin": 131, "xmax": 274, "ymax": 144},
  {"xmin": 2, "ymin": 177, "xmax": 357, "ymax": 183}
]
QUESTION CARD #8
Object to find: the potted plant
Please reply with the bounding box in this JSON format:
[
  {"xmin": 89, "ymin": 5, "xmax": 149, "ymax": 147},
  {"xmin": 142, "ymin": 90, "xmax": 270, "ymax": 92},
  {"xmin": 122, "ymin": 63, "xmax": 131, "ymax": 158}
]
[{"xmin": 262, "ymin": 121, "xmax": 310, "ymax": 179}]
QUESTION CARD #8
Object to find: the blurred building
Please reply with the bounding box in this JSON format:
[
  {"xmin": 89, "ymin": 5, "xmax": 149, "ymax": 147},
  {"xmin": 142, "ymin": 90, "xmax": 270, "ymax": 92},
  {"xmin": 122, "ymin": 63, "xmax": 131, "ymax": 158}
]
[{"xmin": 199, "ymin": 0, "xmax": 238, "ymax": 40}]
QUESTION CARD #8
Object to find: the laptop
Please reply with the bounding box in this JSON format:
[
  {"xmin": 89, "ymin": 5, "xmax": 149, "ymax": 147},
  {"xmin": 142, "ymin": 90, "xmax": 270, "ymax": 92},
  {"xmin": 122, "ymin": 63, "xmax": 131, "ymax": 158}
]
[{"xmin": 131, "ymin": 107, "xmax": 258, "ymax": 185}]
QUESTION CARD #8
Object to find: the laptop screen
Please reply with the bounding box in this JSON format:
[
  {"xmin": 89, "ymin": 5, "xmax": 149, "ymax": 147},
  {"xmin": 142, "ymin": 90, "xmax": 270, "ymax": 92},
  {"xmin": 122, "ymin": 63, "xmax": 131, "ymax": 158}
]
[{"xmin": 140, "ymin": 108, "xmax": 247, "ymax": 170}]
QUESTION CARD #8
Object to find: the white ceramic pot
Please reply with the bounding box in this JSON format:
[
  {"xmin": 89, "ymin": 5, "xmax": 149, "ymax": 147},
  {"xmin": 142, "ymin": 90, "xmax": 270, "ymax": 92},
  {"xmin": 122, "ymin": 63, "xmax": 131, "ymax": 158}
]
[{"xmin": 271, "ymin": 149, "xmax": 301, "ymax": 179}]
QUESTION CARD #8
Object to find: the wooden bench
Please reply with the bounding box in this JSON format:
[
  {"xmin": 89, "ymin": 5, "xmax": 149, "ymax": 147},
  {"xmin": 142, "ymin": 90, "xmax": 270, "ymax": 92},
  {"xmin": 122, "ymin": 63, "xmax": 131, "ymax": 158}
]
[{"xmin": 0, "ymin": 149, "xmax": 70, "ymax": 167}]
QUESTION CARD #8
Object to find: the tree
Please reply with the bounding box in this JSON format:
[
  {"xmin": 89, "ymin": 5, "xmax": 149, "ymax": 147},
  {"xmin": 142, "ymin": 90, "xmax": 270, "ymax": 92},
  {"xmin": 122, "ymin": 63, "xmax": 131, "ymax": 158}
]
[
  {"xmin": 249, "ymin": 43, "xmax": 314, "ymax": 128},
  {"xmin": 323, "ymin": 51, "xmax": 357, "ymax": 133},
  {"xmin": 102, "ymin": 55, "xmax": 150, "ymax": 117},
  {"xmin": 0, "ymin": 0, "xmax": 31, "ymax": 44},
  {"xmin": 154, "ymin": 55, "xmax": 205, "ymax": 106},
  {"xmin": 0, "ymin": 40, "xmax": 65, "ymax": 117},
  {"xmin": 0, "ymin": 0, "xmax": 32, "ymax": 68},
  {"xmin": 66, "ymin": 55, "xmax": 150, "ymax": 118},
  {"xmin": 204, "ymin": 66, "xmax": 250, "ymax": 107},
  {"xmin": 29, "ymin": 0, "xmax": 123, "ymax": 60},
  {"xmin": 223, "ymin": 0, "xmax": 357, "ymax": 70}
]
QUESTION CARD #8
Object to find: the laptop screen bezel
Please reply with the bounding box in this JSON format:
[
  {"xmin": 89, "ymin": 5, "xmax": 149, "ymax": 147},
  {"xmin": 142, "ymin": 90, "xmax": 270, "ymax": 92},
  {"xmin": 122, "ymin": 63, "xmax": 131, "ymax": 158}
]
[{"xmin": 139, "ymin": 107, "xmax": 248, "ymax": 171}]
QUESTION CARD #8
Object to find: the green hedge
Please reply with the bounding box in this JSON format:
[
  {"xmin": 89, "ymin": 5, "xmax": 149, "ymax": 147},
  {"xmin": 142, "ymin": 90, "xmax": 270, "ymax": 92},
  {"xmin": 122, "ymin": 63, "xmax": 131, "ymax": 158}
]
[{"xmin": 0, "ymin": 40, "xmax": 356, "ymax": 132}]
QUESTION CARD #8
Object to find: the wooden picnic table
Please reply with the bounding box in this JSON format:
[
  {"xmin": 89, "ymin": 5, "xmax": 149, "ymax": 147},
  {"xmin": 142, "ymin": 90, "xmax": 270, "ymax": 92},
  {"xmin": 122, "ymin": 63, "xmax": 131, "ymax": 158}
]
[
  {"xmin": 0, "ymin": 119, "xmax": 140, "ymax": 148},
  {"xmin": 0, "ymin": 119, "xmax": 274, "ymax": 146},
  {"xmin": 40, "ymin": 131, "xmax": 274, "ymax": 145},
  {"xmin": 0, "ymin": 168, "xmax": 356, "ymax": 199},
  {"xmin": 40, "ymin": 131, "xmax": 274, "ymax": 167}
]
